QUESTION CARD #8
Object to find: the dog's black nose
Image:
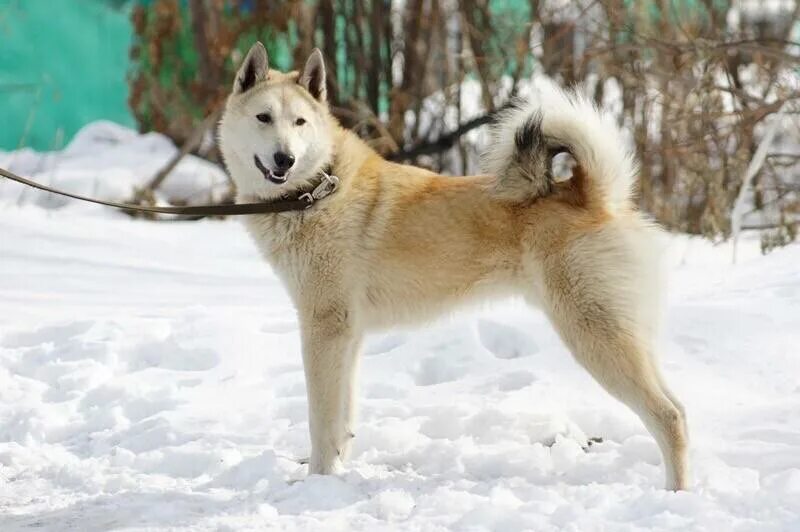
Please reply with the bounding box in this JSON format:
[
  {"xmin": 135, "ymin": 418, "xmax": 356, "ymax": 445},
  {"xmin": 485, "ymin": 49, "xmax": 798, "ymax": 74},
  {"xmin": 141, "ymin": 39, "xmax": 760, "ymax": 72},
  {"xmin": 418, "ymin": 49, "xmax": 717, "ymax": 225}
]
[{"xmin": 274, "ymin": 151, "xmax": 295, "ymax": 171}]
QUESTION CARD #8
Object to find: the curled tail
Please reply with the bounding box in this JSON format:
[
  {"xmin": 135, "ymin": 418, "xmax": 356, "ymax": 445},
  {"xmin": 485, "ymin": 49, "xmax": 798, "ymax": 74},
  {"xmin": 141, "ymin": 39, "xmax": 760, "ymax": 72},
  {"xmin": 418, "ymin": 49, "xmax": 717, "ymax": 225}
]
[{"xmin": 482, "ymin": 80, "xmax": 637, "ymax": 213}]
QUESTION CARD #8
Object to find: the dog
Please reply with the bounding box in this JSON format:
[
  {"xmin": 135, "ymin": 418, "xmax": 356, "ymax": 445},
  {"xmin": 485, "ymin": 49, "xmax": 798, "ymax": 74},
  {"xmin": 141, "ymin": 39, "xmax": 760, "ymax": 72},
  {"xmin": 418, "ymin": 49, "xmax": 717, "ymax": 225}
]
[{"xmin": 218, "ymin": 42, "xmax": 689, "ymax": 491}]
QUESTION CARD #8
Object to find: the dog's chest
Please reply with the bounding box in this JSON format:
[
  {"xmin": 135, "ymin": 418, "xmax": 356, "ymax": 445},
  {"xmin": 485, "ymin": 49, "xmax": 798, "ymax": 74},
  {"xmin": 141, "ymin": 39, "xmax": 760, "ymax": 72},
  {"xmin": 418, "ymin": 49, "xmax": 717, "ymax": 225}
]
[{"xmin": 243, "ymin": 213, "xmax": 347, "ymax": 294}]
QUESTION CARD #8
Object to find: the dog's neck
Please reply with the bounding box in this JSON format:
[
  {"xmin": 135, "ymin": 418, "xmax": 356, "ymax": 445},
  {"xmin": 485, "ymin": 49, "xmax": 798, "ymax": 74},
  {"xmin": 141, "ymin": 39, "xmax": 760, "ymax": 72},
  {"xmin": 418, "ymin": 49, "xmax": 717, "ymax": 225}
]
[{"xmin": 281, "ymin": 160, "xmax": 336, "ymax": 200}]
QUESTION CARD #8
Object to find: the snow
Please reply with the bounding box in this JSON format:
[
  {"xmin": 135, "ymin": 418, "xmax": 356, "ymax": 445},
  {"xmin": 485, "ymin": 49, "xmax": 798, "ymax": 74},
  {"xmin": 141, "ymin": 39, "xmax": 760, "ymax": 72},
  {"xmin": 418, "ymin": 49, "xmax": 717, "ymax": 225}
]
[
  {"xmin": 0, "ymin": 121, "xmax": 229, "ymax": 212},
  {"xmin": 1, "ymin": 125, "xmax": 800, "ymax": 531}
]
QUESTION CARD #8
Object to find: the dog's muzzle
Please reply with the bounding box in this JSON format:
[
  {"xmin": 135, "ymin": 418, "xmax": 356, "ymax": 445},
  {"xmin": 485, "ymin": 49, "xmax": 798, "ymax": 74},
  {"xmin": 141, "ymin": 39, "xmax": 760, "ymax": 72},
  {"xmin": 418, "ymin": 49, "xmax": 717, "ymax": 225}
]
[{"xmin": 254, "ymin": 154, "xmax": 287, "ymax": 184}]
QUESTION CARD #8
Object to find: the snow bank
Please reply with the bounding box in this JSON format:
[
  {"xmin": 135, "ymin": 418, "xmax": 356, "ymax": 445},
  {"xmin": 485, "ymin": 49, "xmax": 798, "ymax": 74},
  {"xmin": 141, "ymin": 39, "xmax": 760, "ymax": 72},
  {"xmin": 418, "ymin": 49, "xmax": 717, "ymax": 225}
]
[{"xmin": 0, "ymin": 121, "xmax": 229, "ymax": 214}]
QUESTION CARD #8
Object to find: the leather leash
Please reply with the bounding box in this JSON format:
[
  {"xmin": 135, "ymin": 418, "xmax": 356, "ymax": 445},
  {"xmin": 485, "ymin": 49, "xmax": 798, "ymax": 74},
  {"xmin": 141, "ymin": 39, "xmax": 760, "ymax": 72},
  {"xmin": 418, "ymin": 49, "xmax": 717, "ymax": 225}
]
[{"xmin": 0, "ymin": 165, "xmax": 339, "ymax": 217}]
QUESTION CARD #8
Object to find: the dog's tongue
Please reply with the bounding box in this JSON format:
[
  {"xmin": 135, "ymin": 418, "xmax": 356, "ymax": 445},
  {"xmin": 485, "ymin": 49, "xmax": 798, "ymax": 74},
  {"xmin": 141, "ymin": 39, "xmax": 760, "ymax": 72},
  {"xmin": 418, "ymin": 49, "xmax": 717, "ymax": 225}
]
[{"xmin": 270, "ymin": 169, "xmax": 287, "ymax": 183}]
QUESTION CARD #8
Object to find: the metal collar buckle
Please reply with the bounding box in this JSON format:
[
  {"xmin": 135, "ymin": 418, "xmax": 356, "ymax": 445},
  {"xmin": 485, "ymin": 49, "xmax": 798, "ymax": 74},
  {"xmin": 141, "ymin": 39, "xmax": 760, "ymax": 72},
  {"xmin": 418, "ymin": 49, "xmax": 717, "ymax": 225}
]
[{"xmin": 299, "ymin": 173, "xmax": 340, "ymax": 208}]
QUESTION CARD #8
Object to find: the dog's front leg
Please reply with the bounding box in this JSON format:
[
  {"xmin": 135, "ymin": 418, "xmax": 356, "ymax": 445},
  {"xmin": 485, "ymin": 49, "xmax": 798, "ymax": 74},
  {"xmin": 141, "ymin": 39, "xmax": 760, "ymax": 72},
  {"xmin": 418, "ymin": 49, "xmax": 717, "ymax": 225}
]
[
  {"xmin": 300, "ymin": 304, "xmax": 360, "ymax": 475},
  {"xmin": 339, "ymin": 335, "xmax": 362, "ymax": 462}
]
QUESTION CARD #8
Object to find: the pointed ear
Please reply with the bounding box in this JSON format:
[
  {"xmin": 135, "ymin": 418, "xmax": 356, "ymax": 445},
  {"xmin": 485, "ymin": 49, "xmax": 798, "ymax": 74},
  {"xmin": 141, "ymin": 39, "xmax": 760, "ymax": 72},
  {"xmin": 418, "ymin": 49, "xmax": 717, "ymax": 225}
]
[
  {"xmin": 234, "ymin": 42, "xmax": 269, "ymax": 94},
  {"xmin": 299, "ymin": 48, "xmax": 327, "ymax": 102}
]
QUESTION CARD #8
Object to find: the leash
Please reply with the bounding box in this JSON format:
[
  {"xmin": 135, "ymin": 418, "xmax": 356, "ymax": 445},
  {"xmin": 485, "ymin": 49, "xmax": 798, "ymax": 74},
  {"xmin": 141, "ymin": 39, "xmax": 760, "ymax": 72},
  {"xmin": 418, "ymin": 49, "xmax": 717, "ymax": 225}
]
[{"xmin": 0, "ymin": 165, "xmax": 339, "ymax": 217}]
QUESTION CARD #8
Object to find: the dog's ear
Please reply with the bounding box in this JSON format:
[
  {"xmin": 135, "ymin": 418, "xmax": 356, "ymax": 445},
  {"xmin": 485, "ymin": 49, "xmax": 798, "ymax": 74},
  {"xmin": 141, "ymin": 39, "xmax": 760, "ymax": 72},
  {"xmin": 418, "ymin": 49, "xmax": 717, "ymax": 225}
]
[
  {"xmin": 299, "ymin": 48, "xmax": 327, "ymax": 102},
  {"xmin": 234, "ymin": 42, "xmax": 269, "ymax": 95}
]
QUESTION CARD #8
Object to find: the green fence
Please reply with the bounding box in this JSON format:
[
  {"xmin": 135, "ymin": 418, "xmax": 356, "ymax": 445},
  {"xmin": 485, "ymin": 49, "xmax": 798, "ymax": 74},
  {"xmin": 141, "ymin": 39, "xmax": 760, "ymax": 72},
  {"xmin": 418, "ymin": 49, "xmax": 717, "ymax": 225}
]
[{"xmin": 0, "ymin": 0, "xmax": 134, "ymax": 151}]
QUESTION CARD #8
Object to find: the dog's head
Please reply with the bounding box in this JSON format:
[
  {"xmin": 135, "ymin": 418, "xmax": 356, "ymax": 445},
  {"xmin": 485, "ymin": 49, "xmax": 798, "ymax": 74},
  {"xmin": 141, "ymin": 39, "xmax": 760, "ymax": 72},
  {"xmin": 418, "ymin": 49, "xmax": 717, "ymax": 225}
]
[{"xmin": 219, "ymin": 42, "xmax": 335, "ymax": 200}]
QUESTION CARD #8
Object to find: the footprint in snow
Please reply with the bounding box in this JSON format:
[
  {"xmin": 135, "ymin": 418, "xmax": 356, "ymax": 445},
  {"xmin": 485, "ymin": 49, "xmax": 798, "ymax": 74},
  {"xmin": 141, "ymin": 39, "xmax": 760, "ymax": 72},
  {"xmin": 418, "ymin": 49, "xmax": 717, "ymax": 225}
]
[
  {"xmin": 477, "ymin": 319, "xmax": 539, "ymax": 359},
  {"xmin": 1, "ymin": 320, "xmax": 94, "ymax": 348},
  {"xmin": 414, "ymin": 355, "xmax": 470, "ymax": 386},
  {"xmin": 496, "ymin": 370, "xmax": 537, "ymax": 391},
  {"xmin": 364, "ymin": 333, "xmax": 409, "ymax": 356},
  {"xmin": 126, "ymin": 338, "xmax": 219, "ymax": 372}
]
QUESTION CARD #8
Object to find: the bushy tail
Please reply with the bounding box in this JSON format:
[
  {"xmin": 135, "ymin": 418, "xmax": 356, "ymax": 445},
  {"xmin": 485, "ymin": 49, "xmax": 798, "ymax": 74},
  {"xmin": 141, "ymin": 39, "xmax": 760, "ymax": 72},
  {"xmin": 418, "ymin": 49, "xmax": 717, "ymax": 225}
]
[
  {"xmin": 482, "ymin": 79, "xmax": 637, "ymax": 212},
  {"xmin": 481, "ymin": 106, "xmax": 553, "ymax": 201}
]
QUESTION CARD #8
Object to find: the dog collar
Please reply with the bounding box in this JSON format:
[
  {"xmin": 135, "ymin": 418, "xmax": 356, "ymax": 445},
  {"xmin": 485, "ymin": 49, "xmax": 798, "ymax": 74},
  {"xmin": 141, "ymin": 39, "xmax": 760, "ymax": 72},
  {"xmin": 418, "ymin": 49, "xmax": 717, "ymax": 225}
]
[{"xmin": 295, "ymin": 165, "xmax": 340, "ymax": 209}]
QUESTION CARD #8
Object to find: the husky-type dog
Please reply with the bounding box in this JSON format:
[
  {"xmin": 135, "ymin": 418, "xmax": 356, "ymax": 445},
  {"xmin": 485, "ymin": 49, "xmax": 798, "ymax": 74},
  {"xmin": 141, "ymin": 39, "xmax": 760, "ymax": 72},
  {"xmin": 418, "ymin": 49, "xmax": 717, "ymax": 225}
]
[{"xmin": 219, "ymin": 42, "xmax": 689, "ymax": 490}]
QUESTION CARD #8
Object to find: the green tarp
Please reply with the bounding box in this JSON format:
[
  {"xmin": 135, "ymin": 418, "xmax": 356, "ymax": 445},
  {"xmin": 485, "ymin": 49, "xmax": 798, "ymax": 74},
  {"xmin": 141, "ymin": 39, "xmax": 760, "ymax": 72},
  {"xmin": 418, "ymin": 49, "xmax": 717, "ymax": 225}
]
[{"xmin": 0, "ymin": 0, "xmax": 134, "ymax": 150}]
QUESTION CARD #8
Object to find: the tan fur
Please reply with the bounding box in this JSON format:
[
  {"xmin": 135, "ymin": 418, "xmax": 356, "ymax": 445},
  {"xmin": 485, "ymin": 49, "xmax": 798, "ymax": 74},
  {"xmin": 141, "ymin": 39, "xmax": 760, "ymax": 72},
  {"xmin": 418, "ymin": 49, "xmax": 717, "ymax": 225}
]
[{"xmin": 219, "ymin": 44, "xmax": 689, "ymax": 490}]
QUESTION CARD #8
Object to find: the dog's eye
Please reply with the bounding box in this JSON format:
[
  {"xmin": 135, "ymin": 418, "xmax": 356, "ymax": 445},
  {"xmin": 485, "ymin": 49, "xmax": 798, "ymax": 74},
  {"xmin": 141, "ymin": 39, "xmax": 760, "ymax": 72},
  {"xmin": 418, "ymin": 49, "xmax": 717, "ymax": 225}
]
[
  {"xmin": 295, "ymin": 117, "xmax": 306, "ymax": 126},
  {"xmin": 256, "ymin": 113, "xmax": 272, "ymax": 124}
]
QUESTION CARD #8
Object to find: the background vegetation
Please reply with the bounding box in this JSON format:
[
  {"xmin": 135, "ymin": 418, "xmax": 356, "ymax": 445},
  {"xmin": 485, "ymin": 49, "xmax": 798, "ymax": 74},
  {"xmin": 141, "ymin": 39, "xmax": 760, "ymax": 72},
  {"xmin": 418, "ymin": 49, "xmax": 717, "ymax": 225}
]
[{"xmin": 3, "ymin": 0, "xmax": 798, "ymax": 246}]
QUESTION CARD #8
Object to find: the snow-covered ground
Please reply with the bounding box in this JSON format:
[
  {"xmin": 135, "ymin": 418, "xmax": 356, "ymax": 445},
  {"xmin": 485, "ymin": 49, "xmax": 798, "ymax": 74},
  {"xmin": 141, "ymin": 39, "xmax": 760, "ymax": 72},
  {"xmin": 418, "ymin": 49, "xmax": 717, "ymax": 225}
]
[{"xmin": 1, "ymin": 127, "xmax": 799, "ymax": 531}]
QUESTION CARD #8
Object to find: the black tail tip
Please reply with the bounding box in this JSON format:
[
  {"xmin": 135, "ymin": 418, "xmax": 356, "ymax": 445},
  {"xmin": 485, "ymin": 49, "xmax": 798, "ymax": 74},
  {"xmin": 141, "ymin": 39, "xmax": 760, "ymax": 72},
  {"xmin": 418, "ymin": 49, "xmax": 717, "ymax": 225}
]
[{"xmin": 514, "ymin": 111, "xmax": 544, "ymax": 153}]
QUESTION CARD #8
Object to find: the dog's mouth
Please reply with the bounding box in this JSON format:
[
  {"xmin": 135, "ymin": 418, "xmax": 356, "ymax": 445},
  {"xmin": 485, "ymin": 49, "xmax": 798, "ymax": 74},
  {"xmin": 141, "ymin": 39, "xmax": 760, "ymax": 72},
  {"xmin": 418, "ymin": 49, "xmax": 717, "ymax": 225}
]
[{"xmin": 254, "ymin": 155, "xmax": 288, "ymax": 185}]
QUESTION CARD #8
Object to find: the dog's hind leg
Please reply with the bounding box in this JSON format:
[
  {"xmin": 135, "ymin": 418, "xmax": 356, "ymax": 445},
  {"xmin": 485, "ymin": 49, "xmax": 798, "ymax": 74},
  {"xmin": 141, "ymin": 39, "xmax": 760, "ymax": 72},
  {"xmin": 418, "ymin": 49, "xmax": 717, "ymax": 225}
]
[
  {"xmin": 299, "ymin": 303, "xmax": 362, "ymax": 475},
  {"xmin": 653, "ymin": 366, "xmax": 689, "ymax": 449},
  {"xmin": 538, "ymin": 249, "xmax": 689, "ymax": 490}
]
